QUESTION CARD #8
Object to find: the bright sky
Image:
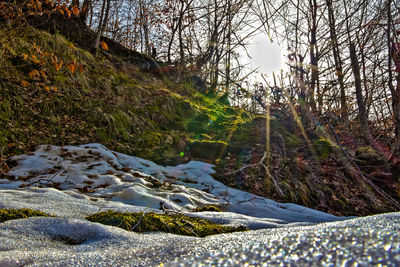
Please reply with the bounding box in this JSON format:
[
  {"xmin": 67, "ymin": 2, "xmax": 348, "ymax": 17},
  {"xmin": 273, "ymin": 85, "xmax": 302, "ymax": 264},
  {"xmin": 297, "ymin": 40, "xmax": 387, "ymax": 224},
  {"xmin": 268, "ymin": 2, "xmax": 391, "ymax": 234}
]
[
  {"xmin": 242, "ymin": 34, "xmax": 286, "ymax": 84},
  {"xmin": 248, "ymin": 35, "xmax": 283, "ymax": 73}
]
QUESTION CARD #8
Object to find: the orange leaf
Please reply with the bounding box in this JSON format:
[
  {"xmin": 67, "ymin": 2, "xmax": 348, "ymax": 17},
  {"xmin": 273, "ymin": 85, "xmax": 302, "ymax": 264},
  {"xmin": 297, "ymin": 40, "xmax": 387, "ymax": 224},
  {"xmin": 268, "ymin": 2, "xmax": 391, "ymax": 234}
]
[
  {"xmin": 58, "ymin": 9, "xmax": 64, "ymax": 15},
  {"xmin": 7, "ymin": 143, "xmax": 15, "ymax": 148},
  {"xmin": 50, "ymin": 86, "xmax": 58, "ymax": 92},
  {"xmin": 55, "ymin": 60, "xmax": 63, "ymax": 72},
  {"xmin": 44, "ymin": 86, "xmax": 50, "ymax": 91},
  {"xmin": 40, "ymin": 70, "xmax": 47, "ymax": 79},
  {"xmin": 100, "ymin": 41, "xmax": 109, "ymax": 51},
  {"xmin": 29, "ymin": 70, "xmax": 40, "ymax": 78},
  {"xmin": 78, "ymin": 64, "xmax": 84, "ymax": 73},
  {"xmin": 22, "ymin": 54, "xmax": 29, "ymax": 61},
  {"xmin": 72, "ymin": 4, "xmax": 79, "ymax": 15},
  {"xmin": 66, "ymin": 63, "xmax": 75, "ymax": 74},
  {"xmin": 21, "ymin": 80, "xmax": 30, "ymax": 88},
  {"xmin": 31, "ymin": 55, "xmax": 40, "ymax": 64}
]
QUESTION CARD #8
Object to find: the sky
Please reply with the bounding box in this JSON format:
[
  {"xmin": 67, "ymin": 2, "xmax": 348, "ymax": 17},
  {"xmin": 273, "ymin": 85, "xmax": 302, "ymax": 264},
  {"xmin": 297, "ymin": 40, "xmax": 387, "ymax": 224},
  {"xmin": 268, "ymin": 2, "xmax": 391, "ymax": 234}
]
[
  {"xmin": 241, "ymin": 34, "xmax": 287, "ymax": 86},
  {"xmin": 247, "ymin": 35, "xmax": 284, "ymax": 74}
]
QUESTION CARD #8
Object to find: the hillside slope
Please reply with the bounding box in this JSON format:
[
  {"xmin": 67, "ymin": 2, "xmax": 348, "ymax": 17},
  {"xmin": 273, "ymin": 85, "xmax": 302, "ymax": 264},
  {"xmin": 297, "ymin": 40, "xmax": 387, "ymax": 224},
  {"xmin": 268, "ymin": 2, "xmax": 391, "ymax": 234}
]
[
  {"xmin": 0, "ymin": 25, "xmax": 243, "ymax": 165},
  {"xmin": 1, "ymin": 22, "xmax": 399, "ymax": 217}
]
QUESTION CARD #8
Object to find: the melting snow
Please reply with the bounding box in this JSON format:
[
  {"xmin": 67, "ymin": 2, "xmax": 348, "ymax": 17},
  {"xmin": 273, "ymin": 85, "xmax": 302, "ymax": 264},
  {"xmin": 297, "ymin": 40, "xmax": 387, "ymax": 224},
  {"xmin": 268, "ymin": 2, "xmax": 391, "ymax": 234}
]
[
  {"xmin": 2, "ymin": 143, "xmax": 339, "ymax": 225},
  {"xmin": 2, "ymin": 144, "xmax": 397, "ymax": 266}
]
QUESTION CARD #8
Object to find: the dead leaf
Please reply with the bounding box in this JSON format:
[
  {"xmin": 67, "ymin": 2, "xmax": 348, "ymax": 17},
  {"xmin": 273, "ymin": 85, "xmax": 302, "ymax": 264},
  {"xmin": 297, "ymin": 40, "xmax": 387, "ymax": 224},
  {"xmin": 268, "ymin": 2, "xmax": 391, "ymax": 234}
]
[
  {"xmin": 55, "ymin": 60, "xmax": 63, "ymax": 72},
  {"xmin": 100, "ymin": 41, "xmax": 108, "ymax": 51},
  {"xmin": 78, "ymin": 64, "xmax": 84, "ymax": 73},
  {"xmin": 7, "ymin": 143, "xmax": 15, "ymax": 148},
  {"xmin": 31, "ymin": 55, "xmax": 41, "ymax": 64},
  {"xmin": 72, "ymin": 4, "xmax": 79, "ymax": 16},
  {"xmin": 21, "ymin": 80, "xmax": 30, "ymax": 87},
  {"xmin": 40, "ymin": 70, "xmax": 47, "ymax": 79},
  {"xmin": 66, "ymin": 63, "xmax": 75, "ymax": 74},
  {"xmin": 28, "ymin": 70, "xmax": 40, "ymax": 78}
]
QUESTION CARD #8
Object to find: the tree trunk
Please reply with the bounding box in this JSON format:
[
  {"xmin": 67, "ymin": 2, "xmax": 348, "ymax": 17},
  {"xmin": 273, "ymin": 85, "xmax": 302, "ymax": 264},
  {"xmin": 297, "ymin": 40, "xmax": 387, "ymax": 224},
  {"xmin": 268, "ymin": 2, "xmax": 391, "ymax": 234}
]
[
  {"xmin": 308, "ymin": 0, "xmax": 318, "ymax": 111},
  {"xmin": 93, "ymin": 0, "xmax": 106, "ymax": 52},
  {"xmin": 178, "ymin": 1, "xmax": 185, "ymax": 67},
  {"xmin": 80, "ymin": 0, "xmax": 91, "ymax": 23},
  {"xmin": 167, "ymin": 25, "xmax": 177, "ymax": 63},
  {"xmin": 350, "ymin": 42, "xmax": 370, "ymax": 136},
  {"xmin": 327, "ymin": 0, "xmax": 348, "ymax": 122},
  {"xmin": 225, "ymin": 0, "xmax": 232, "ymax": 91},
  {"xmin": 350, "ymin": 42, "xmax": 399, "ymax": 168},
  {"xmin": 387, "ymin": 0, "xmax": 400, "ymax": 147}
]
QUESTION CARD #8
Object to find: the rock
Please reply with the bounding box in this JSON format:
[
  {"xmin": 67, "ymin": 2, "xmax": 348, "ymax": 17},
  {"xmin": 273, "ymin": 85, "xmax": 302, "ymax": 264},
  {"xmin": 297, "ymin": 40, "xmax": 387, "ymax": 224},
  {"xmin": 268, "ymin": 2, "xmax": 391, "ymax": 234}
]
[{"xmin": 188, "ymin": 140, "xmax": 227, "ymax": 160}]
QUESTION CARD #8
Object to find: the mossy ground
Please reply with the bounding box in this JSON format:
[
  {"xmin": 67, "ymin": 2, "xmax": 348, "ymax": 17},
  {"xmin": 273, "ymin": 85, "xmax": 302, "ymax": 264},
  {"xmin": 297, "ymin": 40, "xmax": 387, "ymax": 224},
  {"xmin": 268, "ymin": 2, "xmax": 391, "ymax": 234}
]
[
  {"xmin": 0, "ymin": 208, "xmax": 244, "ymax": 237},
  {"xmin": 0, "ymin": 208, "xmax": 50, "ymax": 223},
  {"xmin": 193, "ymin": 206, "xmax": 222, "ymax": 212},
  {"xmin": 86, "ymin": 210, "xmax": 246, "ymax": 237},
  {"xmin": 0, "ymin": 25, "xmax": 243, "ymax": 165}
]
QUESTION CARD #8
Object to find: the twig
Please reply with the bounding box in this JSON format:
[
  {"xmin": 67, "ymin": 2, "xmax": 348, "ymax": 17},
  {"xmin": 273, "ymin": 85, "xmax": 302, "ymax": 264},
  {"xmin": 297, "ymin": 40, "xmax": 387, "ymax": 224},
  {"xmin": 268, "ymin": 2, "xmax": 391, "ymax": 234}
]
[
  {"xmin": 277, "ymin": 133, "xmax": 287, "ymax": 159},
  {"xmin": 236, "ymin": 195, "xmax": 258, "ymax": 206},
  {"xmin": 261, "ymin": 162, "xmax": 285, "ymax": 197},
  {"xmin": 130, "ymin": 212, "xmax": 146, "ymax": 231},
  {"xmin": 226, "ymin": 152, "xmax": 284, "ymax": 197},
  {"xmin": 226, "ymin": 152, "xmax": 267, "ymax": 175}
]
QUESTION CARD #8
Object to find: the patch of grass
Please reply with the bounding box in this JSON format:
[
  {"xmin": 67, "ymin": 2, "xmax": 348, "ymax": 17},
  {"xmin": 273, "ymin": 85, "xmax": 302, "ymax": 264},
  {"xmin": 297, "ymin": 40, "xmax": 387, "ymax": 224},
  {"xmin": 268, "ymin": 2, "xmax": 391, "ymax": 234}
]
[
  {"xmin": 313, "ymin": 138, "xmax": 333, "ymax": 159},
  {"xmin": 193, "ymin": 206, "xmax": 222, "ymax": 212},
  {"xmin": 86, "ymin": 210, "xmax": 247, "ymax": 237},
  {"xmin": 0, "ymin": 208, "xmax": 51, "ymax": 223}
]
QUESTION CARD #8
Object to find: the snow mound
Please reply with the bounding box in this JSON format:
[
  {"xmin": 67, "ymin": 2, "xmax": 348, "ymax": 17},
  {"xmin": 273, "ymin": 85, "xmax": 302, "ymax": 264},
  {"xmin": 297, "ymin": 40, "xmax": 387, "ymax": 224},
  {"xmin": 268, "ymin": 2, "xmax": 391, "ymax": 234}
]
[{"xmin": 2, "ymin": 143, "xmax": 341, "ymax": 226}]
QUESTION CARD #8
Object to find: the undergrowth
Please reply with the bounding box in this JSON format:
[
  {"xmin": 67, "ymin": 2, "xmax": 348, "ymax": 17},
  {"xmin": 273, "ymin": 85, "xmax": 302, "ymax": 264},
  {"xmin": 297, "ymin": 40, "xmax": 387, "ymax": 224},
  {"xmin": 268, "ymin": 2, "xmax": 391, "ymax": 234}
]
[
  {"xmin": 0, "ymin": 25, "xmax": 245, "ymax": 165},
  {"xmin": 0, "ymin": 208, "xmax": 245, "ymax": 237},
  {"xmin": 0, "ymin": 208, "xmax": 51, "ymax": 223},
  {"xmin": 86, "ymin": 210, "xmax": 246, "ymax": 237}
]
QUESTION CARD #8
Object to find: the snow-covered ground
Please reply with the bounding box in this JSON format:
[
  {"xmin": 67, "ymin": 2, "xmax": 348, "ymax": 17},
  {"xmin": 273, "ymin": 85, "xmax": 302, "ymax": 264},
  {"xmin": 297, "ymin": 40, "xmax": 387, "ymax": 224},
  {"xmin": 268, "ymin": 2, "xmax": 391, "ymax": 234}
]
[
  {"xmin": 1, "ymin": 144, "xmax": 399, "ymax": 266},
  {"xmin": 2, "ymin": 143, "xmax": 341, "ymax": 225}
]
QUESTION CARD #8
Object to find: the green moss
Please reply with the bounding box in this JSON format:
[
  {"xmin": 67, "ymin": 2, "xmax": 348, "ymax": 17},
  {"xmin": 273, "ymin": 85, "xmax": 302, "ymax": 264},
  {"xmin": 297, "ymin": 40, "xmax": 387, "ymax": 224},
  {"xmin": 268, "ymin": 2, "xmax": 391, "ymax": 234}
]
[
  {"xmin": 188, "ymin": 140, "xmax": 227, "ymax": 160},
  {"xmin": 185, "ymin": 113, "xmax": 211, "ymax": 135},
  {"xmin": 0, "ymin": 25, "xmax": 248, "ymax": 164},
  {"xmin": 285, "ymin": 134, "xmax": 301, "ymax": 148},
  {"xmin": 86, "ymin": 210, "xmax": 246, "ymax": 237},
  {"xmin": 141, "ymin": 131, "xmax": 162, "ymax": 147},
  {"xmin": 193, "ymin": 206, "xmax": 222, "ymax": 212},
  {"xmin": 0, "ymin": 208, "xmax": 51, "ymax": 223},
  {"xmin": 313, "ymin": 138, "xmax": 333, "ymax": 159},
  {"xmin": 356, "ymin": 146, "xmax": 378, "ymax": 159}
]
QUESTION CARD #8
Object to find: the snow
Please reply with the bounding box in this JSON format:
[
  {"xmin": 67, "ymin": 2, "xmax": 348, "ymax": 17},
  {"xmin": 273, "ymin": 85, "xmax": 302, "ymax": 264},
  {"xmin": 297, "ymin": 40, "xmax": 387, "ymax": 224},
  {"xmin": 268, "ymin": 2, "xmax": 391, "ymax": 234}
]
[
  {"xmin": 1, "ymin": 143, "xmax": 398, "ymax": 265},
  {"xmin": 3, "ymin": 143, "xmax": 340, "ymax": 224}
]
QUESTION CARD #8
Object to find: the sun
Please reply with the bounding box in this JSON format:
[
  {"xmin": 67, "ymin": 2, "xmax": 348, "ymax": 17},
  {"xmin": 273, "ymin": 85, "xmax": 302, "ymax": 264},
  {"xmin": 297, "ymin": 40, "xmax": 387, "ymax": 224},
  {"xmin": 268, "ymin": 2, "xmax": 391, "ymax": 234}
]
[{"xmin": 246, "ymin": 34, "xmax": 285, "ymax": 75}]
